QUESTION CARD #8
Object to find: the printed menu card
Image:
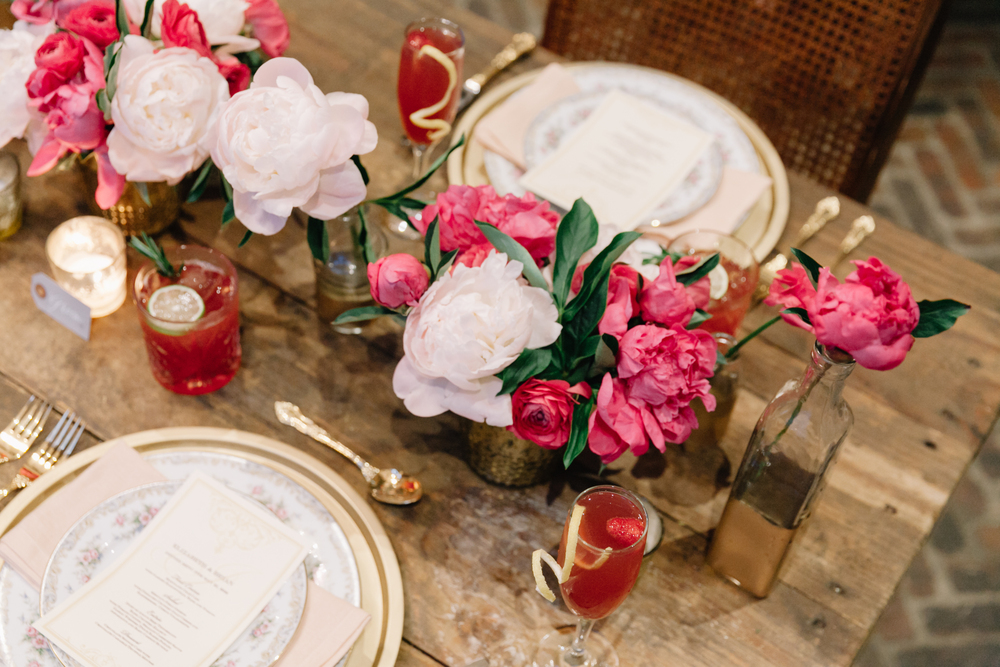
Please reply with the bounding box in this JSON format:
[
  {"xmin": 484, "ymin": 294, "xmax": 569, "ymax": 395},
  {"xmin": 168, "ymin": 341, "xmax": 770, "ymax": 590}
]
[
  {"xmin": 518, "ymin": 89, "xmax": 713, "ymax": 230},
  {"xmin": 34, "ymin": 472, "xmax": 309, "ymax": 667}
]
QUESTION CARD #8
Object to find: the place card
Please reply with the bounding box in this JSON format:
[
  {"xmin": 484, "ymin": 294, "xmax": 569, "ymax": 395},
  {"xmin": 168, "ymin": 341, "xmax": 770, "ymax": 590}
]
[
  {"xmin": 34, "ymin": 472, "xmax": 309, "ymax": 667},
  {"xmin": 31, "ymin": 273, "xmax": 91, "ymax": 341},
  {"xmin": 518, "ymin": 89, "xmax": 713, "ymax": 230}
]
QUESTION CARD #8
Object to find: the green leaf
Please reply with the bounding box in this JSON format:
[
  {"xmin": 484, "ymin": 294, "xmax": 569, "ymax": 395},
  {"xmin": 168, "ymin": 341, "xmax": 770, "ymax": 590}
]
[
  {"xmin": 565, "ymin": 272, "xmax": 609, "ymax": 347},
  {"xmin": 783, "ymin": 306, "xmax": 812, "ymax": 326},
  {"xmin": 333, "ymin": 305, "xmax": 396, "ymax": 324},
  {"xmin": 134, "ymin": 181, "xmax": 151, "ymax": 206},
  {"xmin": 128, "ymin": 233, "xmax": 179, "ymax": 278},
  {"xmin": 96, "ymin": 90, "xmax": 111, "ymax": 121},
  {"xmin": 474, "ymin": 222, "xmax": 548, "ymax": 290},
  {"xmin": 425, "ymin": 220, "xmax": 441, "ymax": 273},
  {"xmin": 381, "ymin": 135, "xmax": 466, "ymax": 201},
  {"xmin": 790, "ymin": 248, "xmax": 822, "ymax": 287},
  {"xmin": 565, "ymin": 231, "xmax": 642, "ymax": 320},
  {"xmin": 686, "ymin": 309, "xmax": 712, "ymax": 329},
  {"xmin": 185, "ymin": 160, "xmax": 213, "ymax": 203},
  {"xmin": 552, "ymin": 199, "xmax": 599, "ymax": 308},
  {"xmin": 642, "ymin": 247, "xmax": 673, "ymax": 266},
  {"xmin": 104, "ymin": 45, "xmax": 121, "ymax": 104},
  {"xmin": 220, "ymin": 172, "xmax": 233, "ymax": 202},
  {"xmin": 437, "ymin": 249, "xmax": 458, "ymax": 274},
  {"xmin": 140, "ymin": 0, "xmax": 155, "ymax": 36},
  {"xmin": 563, "ymin": 394, "xmax": 596, "ymax": 469},
  {"xmin": 496, "ymin": 348, "xmax": 553, "ymax": 396},
  {"xmin": 238, "ymin": 229, "xmax": 254, "ymax": 247},
  {"xmin": 235, "ymin": 49, "xmax": 264, "ymax": 75},
  {"xmin": 675, "ymin": 253, "xmax": 720, "ymax": 286},
  {"xmin": 357, "ymin": 207, "xmax": 377, "ymax": 265},
  {"xmin": 114, "ymin": 0, "xmax": 129, "ymax": 44},
  {"xmin": 572, "ymin": 335, "xmax": 602, "ymax": 366},
  {"xmin": 351, "ymin": 155, "xmax": 369, "ymax": 186},
  {"xmin": 912, "ymin": 299, "xmax": 970, "ymax": 338},
  {"xmin": 307, "ymin": 217, "xmax": 330, "ymax": 264},
  {"xmin": 221, "ymin": 199, "xmax": 235, "ymax": 227},
  {"xmin": 601, "ymin": 333, "xmax": 619, "ymax": 358}
]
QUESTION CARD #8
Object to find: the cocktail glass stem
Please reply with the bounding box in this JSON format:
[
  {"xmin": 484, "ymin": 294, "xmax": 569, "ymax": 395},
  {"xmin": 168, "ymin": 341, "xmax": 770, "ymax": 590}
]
[
  {"xmin": 411, "ymin": 143, "xmax": 432, "ymax": 179},
  {"xmin": 564, "ymin": 619, "xmax": 595, "ymax": 666}
]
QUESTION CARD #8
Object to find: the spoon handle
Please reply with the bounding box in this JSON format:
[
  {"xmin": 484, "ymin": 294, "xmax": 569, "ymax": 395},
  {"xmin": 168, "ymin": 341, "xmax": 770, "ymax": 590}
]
[{"xmin": 274, "ymin": 402, "xmax": 381, "ymax": 483}]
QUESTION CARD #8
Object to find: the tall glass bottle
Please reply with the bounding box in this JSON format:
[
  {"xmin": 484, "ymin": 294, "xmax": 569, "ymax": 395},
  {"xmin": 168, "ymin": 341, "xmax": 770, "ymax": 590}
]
[{"xmin": 707, "ymin": 342, "xmax": 855, "ymax": 597}]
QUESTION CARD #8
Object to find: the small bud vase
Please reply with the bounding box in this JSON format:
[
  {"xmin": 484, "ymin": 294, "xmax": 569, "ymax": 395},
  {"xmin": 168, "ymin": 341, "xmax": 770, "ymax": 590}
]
[
  {"xmin": 467, "ymin": 421, "xmax": 557, "ymax": 487},
  {"xmin": 707, "ymin": 342, "xmax": 855, "ymax": 597},
  {"xmin": 79, "ymin": 156, "xmax": 178, "ymax": 236}
]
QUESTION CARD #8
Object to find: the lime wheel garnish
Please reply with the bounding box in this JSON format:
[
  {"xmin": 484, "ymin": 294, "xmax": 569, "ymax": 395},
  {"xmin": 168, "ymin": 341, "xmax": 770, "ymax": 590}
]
[{"xmin": 146, "ymin": 285, "xmax": 205, "ymax": 335}]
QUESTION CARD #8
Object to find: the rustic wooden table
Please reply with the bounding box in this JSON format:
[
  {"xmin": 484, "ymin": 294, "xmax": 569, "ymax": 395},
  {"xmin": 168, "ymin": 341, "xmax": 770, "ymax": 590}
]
[{"xmin": 1, "ymin": 1, "xmax": 999, "ymax": 665}]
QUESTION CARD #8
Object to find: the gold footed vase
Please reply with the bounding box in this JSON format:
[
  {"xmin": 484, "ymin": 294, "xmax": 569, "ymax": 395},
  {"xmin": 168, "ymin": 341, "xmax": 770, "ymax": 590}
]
[
  {"xmin": 467, "ymin": 422, "xmax": 557, "ymax": 487},
  {"xmin": 79, "ymin": 157, "xmax": 179, "ymax": 236}
]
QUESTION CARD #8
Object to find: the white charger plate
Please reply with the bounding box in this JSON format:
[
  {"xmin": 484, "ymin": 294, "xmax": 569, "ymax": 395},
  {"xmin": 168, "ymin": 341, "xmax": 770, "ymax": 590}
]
[
  {"xmin": 0, "ymin": 450, "xmax": 363, "ymax": 667},
  {"xmin": 40, "ymin": 480, "xmax": 308, "ymax": 667}
]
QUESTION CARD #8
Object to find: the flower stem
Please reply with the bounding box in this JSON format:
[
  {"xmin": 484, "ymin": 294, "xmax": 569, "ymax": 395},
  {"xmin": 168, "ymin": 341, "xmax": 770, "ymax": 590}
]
[{"xmin": 726, "ymin": 315, "xmax": 781, "ymax": 360}]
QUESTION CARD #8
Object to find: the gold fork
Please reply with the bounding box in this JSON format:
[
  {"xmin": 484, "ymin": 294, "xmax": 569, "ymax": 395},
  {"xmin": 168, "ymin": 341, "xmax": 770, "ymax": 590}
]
[
  {"xmin": 2, "ymin": 411, "xmax": 85, "ymax": 498},
  {"xmin": 0, "ymin": 396, "xmax": 53, "ymax": 463}
]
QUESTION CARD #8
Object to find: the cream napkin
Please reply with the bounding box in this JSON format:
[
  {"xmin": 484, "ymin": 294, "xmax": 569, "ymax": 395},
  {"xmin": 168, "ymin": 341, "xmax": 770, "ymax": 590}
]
[
  {"xmin": 473, "ymin": 62, "xmax": 581, "ymax": 169},
  {"xmin": 658, "ymin": 167, "xmax": 774, "ymax": 237},
  {"xmin": 0, "ymin": 442, "xmax": 370, "ymax": 667}
]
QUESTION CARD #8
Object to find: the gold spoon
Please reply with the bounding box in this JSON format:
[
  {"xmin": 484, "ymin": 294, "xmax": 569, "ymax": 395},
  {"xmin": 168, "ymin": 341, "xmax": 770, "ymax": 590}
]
[
  {"xmin": 274, "ymin": 402, "xmax": 423, "ymax": 505},
  {"xmin": 832, "ymin": 215, "xmax": 876, "ymax": 269}
]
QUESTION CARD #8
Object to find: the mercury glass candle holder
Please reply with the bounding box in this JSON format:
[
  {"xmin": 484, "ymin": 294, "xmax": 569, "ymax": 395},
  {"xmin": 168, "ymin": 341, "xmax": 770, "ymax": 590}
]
[
  {"xmin": 45, "ymin": 216, "xmax": 127, "ymax": 317},
  {"xmin": 0, "ymin": 151, "xmax": 23, "ymax": 241}
]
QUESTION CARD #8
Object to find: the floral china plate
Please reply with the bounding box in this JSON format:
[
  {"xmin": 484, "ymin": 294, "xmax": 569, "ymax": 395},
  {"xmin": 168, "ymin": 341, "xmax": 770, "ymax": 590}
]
[
  {"xmin": 40, "ymin": 481, "xmax": 307, "ymax": 667},
  {"xmin": 0, "ymin": 451, "xmax": 361, "ymax": 667},
  {"xmin": 483, "ymin": 64, "xmax": 761, "ymax": 226}
]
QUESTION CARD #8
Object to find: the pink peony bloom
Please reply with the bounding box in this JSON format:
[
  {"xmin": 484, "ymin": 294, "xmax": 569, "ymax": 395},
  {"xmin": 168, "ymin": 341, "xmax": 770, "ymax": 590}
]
[
  {"xmin": 508, "ymin": 379, "xmax": 591, "ymax": 449},
  {"xmin": 765, "ymin": 258, "xmax": 921, "ymax": 370},
  {"xmin": 12, "ymin": 0, "xmax": 55, "ymax": 24},
  {"xmin": 414, "ymin": 185, "xmax": 558, "ymax": 264},
  {"xmin": 367, "ymin": 253, "xmax": 429, "ymax": 308},
  {"xmin": 454, "ymin": 242, "xmax": 493, "ymax": 269},
  {"xmin": 245, "ymin": 0, "xmax": 289, "ymax": 58},
  {"xmin": 598, "ymin": 265, "xmax": 641, "ymax": 339},
  {"xmin": 60, "ymin": 0, "xmax": 119, "ymax": 50},
  {"xmin": 639, "ymin": 257, "xmax": 696, "ymax": 328},
  {"xmin": 587, "ymin": 374, "xmax": 661, "ymax": 462}
]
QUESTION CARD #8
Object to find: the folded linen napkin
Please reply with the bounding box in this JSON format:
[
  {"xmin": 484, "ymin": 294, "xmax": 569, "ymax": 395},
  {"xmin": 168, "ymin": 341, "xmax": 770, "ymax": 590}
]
[
  {"xmin": 474, "ymin": 62, "xmax": 581, "ymax": 169},
  {"xmin": 0, "ymin": 442, "xmax": 370, "ymax": 667},
  {"xmin": 657, "ymin": 167, "xmax": 774, "ymax": 238}
]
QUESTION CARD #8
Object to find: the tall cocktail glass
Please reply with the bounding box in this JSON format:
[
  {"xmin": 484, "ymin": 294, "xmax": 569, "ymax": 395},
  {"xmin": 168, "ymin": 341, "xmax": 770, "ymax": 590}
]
[
  {"xmin": 534, "ymin": 486, "xmax": 648, "ymax": 667},
  {"xmin": 132, "ymin": 245, "xmax": 241, "ymax": 395}
]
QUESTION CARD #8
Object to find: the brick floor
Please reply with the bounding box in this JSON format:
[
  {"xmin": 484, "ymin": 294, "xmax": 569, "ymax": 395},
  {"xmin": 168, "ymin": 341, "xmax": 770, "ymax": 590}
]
[{"xmin": 446, "ymin": 2, "xmax": 1000, "ymax": 664}]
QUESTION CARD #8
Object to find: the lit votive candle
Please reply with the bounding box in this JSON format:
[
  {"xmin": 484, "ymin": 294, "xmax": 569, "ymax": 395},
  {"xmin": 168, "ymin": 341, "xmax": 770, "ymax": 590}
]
[
  {"xmin": 45, "ymin": 216, "xmax": 127, "ymax": 317},
  {"xmin": 0, "ymin": 151, "xmax": 22, "ymax": 241}
]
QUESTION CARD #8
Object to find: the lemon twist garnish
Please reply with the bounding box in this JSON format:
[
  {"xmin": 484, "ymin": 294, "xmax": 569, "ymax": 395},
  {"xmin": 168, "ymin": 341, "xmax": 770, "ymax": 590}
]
[
  {"xmin": 532, "ymin": 505, "xmax": 588, "ymax": 602},
  {"xmin": 408, "ymin": 44, "xmax": 458, "ymax": 143},
  {"xmin": 532, "ymin": 549, "xmax": 562, "ymax": 602}
]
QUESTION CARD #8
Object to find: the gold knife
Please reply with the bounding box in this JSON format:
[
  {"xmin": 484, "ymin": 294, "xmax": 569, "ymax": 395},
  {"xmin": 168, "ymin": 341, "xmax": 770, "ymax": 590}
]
[{"xmin": 456, "ymin": 32, "xmax": 537, "ymax": 115}]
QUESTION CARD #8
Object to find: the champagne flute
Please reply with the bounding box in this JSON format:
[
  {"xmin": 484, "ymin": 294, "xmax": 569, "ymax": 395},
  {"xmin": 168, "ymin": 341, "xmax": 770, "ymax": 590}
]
[
  {"xmin": 534, "ymin": 486, "xmax": 648, "ymax": 667},
  {"xmin": 393, "ymin": 17, "xmax": 465, "ymax": 236}
]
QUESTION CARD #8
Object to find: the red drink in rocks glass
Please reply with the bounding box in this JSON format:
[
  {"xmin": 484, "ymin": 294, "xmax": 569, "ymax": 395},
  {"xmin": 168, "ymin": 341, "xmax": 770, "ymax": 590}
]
[{"xmin": 133, "ymin": 245, "xmax": 241, "ymax": 395}]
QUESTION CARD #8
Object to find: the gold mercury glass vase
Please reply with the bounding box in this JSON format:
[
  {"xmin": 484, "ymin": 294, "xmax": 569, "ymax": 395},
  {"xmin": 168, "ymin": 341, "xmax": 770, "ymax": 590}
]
[
  {"xmin": 79, "ymin": 155, "xmax": 179, "ymax": 236},
  {"xmin": 467, "ymin": 421, "xmax": 557, "ymax": 487}
]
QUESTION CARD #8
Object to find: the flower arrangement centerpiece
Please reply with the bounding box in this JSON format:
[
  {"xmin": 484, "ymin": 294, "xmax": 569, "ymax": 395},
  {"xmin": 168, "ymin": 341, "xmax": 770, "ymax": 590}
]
[
  {"xmin": 0, "ymin": 0, "xmax": 391, "ymax": 243},
  {"xmin": 338, "ymin": 183, "xmax": 733, "ymax": 471}
]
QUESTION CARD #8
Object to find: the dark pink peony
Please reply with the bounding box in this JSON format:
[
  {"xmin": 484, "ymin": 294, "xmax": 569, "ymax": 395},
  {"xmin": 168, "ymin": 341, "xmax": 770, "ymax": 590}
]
[
  {"xmin": 160, "ymin": 0, "xmax": 214, "ymax": 59},
  {"xmin": 639, "ymin": 257, "xmax": 696, "ymax": 328},
  {"xmin": 765, "ymin": 258, "xmax": 920, "ymax": 370},
  {"xmin": 245, "ymin": 0, "xmax": 290, "ymax": 58},
  {"xmin": 367, "ymin": 253, "xmax": 429, "ymax": 309},
  {"xmin": 413, "ymin": 184, "xmax": 486, "ymax": 252},
  {"xmin": 599, "ymin": 264, "xmax": 641, "ymax": 339},
  {"xmin": 60, "ymin": 0, "xmax": 120, "ymax": 50},
  {"xmin": 674, "ymin": 254, "xmax": 711, "ymax": 309},
  {"xmin": 454, "ymin": 242, "xmax": 493, "ymax": 269},
  {"xmin": 587, "ymin": 374, "xmax": 662, "ymax": 463},
  {"xmin": 508, "ymin": 379, "xmax": 591, "ymax": 449}
]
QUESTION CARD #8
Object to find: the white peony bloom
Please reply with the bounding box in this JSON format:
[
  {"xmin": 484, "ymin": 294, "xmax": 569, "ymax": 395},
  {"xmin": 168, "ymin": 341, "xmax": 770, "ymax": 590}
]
[
  {"xmin": 207, "ymin": 57, "xmax": 378, "ymax": 235},
  {"xmin": 107, "ymin": 37, "xmax": 229, "ymax": 185},
  {"xmin": 124, "ymin": 0, "xmax": 259, "ymax": 53},
  {"xmin": 0, "ymin": 21, "xmax": 54, "ymax": 148},
  {"xmin": 393, "ymin": 251, "xmax": 562, "ymax": 427}
]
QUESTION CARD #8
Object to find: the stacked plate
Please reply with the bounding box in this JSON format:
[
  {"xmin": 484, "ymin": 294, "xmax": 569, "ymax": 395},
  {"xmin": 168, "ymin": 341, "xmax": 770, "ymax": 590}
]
[
  {"xmin": 447, "ymin": 62, "xmax": 791, "ymax": 261},
  {"xmin": 0, "ymin": 429, "xmax": 403, "ymax": 667}
]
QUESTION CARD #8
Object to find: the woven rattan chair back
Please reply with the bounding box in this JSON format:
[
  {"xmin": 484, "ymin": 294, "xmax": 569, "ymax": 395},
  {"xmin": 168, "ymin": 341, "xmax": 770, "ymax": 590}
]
[{"xmin": 542, "ymin": 0, "xmax": 947, "ymax": 201}]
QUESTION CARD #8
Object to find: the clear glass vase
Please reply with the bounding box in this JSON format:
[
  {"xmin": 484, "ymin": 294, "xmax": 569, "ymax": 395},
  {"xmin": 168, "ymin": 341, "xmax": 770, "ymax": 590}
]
[
  {"xmin": 314, "ymin": 205, "xmax": 387, "ymax": 334},
  {"xmin": 685, "ymin": 333, "xmax": 740, "ymax": 452},
  {"xmin": 707, "ymin": 342, "xmax": 855, "ymax": 597}
]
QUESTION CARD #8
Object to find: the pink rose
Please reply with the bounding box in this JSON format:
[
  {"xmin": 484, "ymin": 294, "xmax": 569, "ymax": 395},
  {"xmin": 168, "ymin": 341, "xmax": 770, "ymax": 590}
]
[
  {"xmin": 216, "ymin": 56, "xmax": 251, "ymax": 96},
  {"xmin": 245, "ymin": 0, "xmax": 290, "ymax": 58},
  {"xmin": 587, "ymin": 374, "xmax": 661, "ymax": 462},
  {"xmin": 367, "ymin": 253, "xmax": 429, "ymax": 308},
  {"xmin": 599, "ymin": 265, "xmax": 641, "ymax": 339},
  {"xmin": 639, "ymin": 258, "xmax": 696, "ymax": 327},
  {"xmin": 60, "ymin": 0, "xmax": 120, "ymax": 50},
  {"xmin": 674, "ymin": 255, "xmax": 711, "ymax": 309},
  {"xmin": 765, "ymin": 258, "xmax": 920, "ymax": 370},
  {"xmin": 12, "ymin": 0, "xmax": 55, "ymax": 24},
  {"xmin": 160, "ymin": 0, "xmax": 213, "ymax": 59},
  {"xmin": 508, "ymin": 379, "xmax": 591, "ymax": 449},
  {"xmin": 29, "ymin": 32, "xmax": 86, "ymax": 91}
]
